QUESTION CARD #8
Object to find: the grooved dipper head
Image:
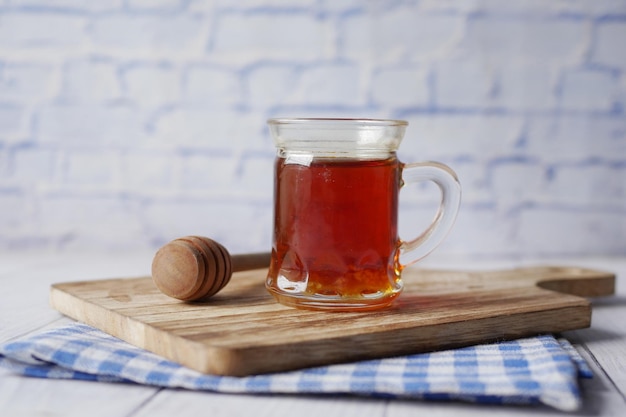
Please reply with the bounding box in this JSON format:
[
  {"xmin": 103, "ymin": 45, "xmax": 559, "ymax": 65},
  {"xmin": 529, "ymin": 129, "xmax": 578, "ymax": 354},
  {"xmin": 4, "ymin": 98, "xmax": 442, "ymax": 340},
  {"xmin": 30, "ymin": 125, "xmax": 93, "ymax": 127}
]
[{"xmin": 151, "ymin": 236, "xmax": 232, "ymax": 301}]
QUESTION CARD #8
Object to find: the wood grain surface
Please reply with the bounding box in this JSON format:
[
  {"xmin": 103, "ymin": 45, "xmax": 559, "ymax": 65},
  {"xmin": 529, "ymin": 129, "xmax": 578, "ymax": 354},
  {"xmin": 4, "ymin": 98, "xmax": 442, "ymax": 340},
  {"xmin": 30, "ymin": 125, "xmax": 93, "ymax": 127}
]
[{"xmin": 49, "ymin": 266, "xmax": 615, "ymax": 377}]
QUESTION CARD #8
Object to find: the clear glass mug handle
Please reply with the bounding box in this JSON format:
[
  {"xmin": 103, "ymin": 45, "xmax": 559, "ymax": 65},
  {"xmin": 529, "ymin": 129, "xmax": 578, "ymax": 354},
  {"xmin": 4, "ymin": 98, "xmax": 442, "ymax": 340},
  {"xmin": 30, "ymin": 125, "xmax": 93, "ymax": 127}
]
[{"xmin": 398, "ymin": 162, "xmax": 462, "ymax": 268}]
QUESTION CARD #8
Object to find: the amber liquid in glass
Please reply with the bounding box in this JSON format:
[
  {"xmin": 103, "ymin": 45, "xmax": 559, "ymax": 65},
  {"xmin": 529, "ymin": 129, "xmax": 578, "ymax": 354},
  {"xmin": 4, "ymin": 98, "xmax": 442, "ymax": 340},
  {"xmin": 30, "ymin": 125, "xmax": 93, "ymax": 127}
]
[{"xmin": 267, "ymin": 156, "xmax": 402, "ymax": 309}]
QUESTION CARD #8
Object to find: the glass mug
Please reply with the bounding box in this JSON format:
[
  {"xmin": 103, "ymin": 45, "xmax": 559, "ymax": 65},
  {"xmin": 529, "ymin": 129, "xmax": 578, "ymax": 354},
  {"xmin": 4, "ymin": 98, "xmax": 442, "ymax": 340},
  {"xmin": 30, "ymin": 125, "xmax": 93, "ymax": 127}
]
[{"xmin": 266, "ymin": 118, "xmax": 461, "ymax": 311}]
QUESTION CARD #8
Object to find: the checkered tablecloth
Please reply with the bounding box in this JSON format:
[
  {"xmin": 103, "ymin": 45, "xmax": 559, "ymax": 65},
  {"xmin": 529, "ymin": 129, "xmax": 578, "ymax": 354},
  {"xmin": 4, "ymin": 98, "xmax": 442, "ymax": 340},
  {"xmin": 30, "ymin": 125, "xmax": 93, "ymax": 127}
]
[{"xmin": 0, "ymin": 323, "xmax": 591, "ymax": 411}]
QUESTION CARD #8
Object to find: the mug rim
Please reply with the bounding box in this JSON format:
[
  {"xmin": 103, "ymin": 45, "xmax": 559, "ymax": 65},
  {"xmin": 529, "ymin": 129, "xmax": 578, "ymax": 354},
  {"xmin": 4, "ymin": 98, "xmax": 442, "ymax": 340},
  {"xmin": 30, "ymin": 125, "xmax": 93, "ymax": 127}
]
[{"xmin": 267, "ymin": 117, "xmax": 408, "ymax": 126}]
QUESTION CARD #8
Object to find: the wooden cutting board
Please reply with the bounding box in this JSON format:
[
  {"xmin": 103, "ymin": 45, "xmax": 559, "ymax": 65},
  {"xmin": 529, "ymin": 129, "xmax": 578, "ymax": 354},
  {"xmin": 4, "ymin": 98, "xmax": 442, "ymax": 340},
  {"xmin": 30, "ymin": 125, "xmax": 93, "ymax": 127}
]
[{"xmin": 50, "ymin": 266, "xmax": 615, "ymax": 377}]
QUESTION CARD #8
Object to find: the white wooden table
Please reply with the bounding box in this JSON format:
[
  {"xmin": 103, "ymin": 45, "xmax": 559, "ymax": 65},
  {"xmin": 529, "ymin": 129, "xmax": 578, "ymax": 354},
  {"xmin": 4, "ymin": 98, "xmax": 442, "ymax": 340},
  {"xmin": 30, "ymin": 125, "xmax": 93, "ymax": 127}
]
[{"xmin": 1, "ymin": 252, "xmax": 625, "ymax": 416}]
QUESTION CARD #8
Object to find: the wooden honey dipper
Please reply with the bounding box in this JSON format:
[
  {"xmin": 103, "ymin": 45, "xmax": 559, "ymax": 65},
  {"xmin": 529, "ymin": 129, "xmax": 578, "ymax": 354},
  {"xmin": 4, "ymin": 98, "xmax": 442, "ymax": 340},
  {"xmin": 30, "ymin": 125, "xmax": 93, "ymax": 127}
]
[{"xmin": 151, "ymin": 236, "xmax": 271, "ymax": 301}]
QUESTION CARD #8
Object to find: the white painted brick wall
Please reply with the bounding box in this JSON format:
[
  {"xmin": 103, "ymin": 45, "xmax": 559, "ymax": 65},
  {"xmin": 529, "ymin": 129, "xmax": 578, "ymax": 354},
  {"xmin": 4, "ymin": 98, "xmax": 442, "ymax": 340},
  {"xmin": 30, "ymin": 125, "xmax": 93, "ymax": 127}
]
[
  {"xmin": 123, "ymin": 63, "xmax": 180, "ymax": 108},
  {"xmin": 0, "ymin": 0, "xmax": 625, "ymax": 259}
]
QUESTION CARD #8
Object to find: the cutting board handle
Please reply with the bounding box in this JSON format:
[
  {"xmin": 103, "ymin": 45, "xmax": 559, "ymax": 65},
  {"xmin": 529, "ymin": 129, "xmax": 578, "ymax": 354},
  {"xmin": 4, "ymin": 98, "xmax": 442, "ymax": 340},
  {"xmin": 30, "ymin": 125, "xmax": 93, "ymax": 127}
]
[
  {"xmin": 409, "ymin": 266, "xmax": 616, "ymax": 298},
  {"xmin": 526, "ymin": 266, "xmax": 616, "ymax": 297}
]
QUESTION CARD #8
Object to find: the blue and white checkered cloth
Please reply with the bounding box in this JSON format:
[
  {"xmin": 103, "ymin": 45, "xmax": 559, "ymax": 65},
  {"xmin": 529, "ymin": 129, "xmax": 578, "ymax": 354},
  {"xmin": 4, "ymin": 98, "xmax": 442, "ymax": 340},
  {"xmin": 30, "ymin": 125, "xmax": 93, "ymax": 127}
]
[{"xmin": 0, "ymin": 323, "xmax": 591, "ymax": 411}]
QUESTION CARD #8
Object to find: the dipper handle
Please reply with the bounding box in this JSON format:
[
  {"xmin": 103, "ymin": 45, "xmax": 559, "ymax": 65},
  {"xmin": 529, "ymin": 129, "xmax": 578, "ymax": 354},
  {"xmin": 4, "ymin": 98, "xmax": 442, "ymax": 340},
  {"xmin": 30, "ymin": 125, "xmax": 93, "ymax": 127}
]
[
  {"xmin": 151, "ymin": 236, "xmax": 270, "ymax": 301},
  {"xmin": 231, "ymin": 252, "xmax": 273, "ymax": 273}
]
